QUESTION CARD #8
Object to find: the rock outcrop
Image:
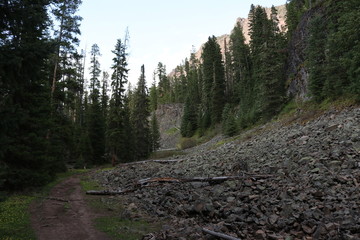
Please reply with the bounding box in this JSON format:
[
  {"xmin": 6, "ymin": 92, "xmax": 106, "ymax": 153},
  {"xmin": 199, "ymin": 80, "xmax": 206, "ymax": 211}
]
[{"xmin": 155, "ymin": 103, "xmax": 183, "ymax": 149}]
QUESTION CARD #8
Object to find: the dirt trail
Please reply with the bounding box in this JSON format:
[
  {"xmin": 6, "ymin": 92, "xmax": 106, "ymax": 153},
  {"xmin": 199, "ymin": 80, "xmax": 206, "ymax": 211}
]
[{"xmin": 30, "ymin": 176, "xmax": 111, "ymax": 240}]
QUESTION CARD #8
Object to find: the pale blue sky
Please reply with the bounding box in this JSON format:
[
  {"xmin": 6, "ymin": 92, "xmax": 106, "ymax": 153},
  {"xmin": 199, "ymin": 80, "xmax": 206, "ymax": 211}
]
[{"xmin": 78, "ymin": 0, "xmax": 286, "ymax": 86}]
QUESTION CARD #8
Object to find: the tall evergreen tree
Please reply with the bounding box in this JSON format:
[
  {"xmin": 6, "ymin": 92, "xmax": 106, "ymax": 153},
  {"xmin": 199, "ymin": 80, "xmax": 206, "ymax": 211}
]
[
  {"xmin": 87, "ymin": 43, "xmax": 105, "ymax": 165},
  {"xmin": 201, "ymin": 36, "xmax": 226, "ymax": 128},
  {"xmin": 131, "ymin": 65, "xmax": 151, "ymax": 160},
  {"xmin": 149, "ymin": 77, "xmax": 158, "ymax": 112},
  {"xmin": 107, "ymin": 33, "xmax": 132, "ymax": 164},
  {"xmin": 229, "ymin": 21, "xmax": 252, "ymax": 127},
  {"xmin": 0, "ymin": 0, "xmax": 59, "ymax": 189},
  {"xmin": 306, "ymin": 13, "xmax": 327, "ymax": 102}
]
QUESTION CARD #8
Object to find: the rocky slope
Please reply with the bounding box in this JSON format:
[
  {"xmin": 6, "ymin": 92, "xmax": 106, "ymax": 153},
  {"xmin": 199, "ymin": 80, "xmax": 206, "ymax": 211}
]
[{"xmin": 92, "ymin": 106, "xmax": 360, "ymax": 239}]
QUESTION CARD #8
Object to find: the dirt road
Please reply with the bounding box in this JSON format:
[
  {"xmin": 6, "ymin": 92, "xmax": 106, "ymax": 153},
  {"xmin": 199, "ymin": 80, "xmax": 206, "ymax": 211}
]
[{"xmin": 30, "ymin": 176, "xmax": 111, "ymax": 240}]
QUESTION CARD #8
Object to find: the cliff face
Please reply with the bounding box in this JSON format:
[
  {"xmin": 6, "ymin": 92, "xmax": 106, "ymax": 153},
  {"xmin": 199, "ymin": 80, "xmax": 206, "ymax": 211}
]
[
  {"xmin": 155, "ymin": 103, "xmax": 183, "ymax": 149},
  {"xmin": 286, "ymin": 5, "xmax": 324, "ymax": 101}
]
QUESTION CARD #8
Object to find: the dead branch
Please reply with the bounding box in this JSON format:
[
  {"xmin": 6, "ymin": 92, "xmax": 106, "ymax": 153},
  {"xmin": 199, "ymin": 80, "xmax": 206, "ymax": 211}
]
[{"xmin": 202, "ymin": 228, "xmax": 242, "ymax": 240}]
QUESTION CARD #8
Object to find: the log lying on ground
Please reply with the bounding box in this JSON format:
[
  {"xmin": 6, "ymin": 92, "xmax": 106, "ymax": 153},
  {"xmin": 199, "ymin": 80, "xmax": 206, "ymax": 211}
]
[
  {"xmin": 86, "ymin": 174, "xmax": 273, "ymax": 195},
  {"xmin": 202, "ymin": 228, "xmax": 242, "ymax": 240},
  {"xmin": 118, "ymin": 158, "xmax": 184, "ymax": 167},
  {"xmin": 138, "ymin": 174, "xmax": 273, "ymax": 186},
  {"xmin": 86, "ymin": 189, "xmax": 133, "ymax": 195}
]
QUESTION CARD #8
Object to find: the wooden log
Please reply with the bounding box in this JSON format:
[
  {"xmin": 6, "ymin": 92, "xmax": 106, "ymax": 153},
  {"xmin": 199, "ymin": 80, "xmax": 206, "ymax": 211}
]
[
  {"xmin": 202, "ymin": 228, "xmax": 241, "ymax": 240},
  {"xmin": 118, "ymin": 158, "xmax": 183, "ymax": 167},
  {"xmin": 87, "ymin": 174, "xmax": 274, "ymax": 195},
  {"xmin": 138, "ymin": 174, "xmax": 273, "ymax": 185},
  {"xmin": 86, "ymin": 189, "xmax": 132, "ymax": 195}
]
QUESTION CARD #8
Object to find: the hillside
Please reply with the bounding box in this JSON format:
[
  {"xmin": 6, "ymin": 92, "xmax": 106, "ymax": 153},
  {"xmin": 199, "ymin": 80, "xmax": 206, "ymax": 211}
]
[{"xmin": 92, "ymin": 105, "xmax": 360, "ymax": 239}]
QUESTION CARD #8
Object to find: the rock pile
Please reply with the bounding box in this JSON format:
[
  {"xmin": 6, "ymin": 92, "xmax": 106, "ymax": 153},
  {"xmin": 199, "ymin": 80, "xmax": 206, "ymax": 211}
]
[{"xmin": 92, "ymin": 107, "xmax": 360, "ymax": 239}]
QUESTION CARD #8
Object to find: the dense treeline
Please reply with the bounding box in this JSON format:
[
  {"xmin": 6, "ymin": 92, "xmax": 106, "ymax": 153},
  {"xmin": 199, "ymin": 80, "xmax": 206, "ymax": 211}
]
[
  {"xmin": 150, "ymin": 0, "xmax": 359, "ymax": 138},
  {"xmin": 167, "ymin": 5, "xmax": 287, "ymax": 137},
  {"xmin": 0, "ymin": 0, "xmax": 160, "ymax": 190}
]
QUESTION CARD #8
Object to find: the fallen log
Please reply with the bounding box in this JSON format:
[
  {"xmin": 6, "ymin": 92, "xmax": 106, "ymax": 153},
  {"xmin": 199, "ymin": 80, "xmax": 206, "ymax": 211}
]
[
  {"xmin": 138, "ymin": 174, "xmax": 273, "ymax": 185},
  {"xmin": 202, "ymin": 228, "xmax": 241, "ymax": 240},
  {"xmin": 87, "ymin": 174, "xmax": 274, "ymax": 195},
  {"xmin": 86, "ymin": 189, "xmax": 133, "ymax": 195},
  {"xmin": 118, "ymin": 158, "xmax": 184, "ymax": 167}
]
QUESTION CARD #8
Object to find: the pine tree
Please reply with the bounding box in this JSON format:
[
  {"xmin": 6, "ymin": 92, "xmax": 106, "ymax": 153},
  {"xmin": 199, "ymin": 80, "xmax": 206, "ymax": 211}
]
[
  {"xmin": 249, "ymin": 5, "xmax": 286, "ymax": 121},
  {"xmin": 201, "ymin": 36, "xmax": 226, "ymax": 128},
  {"xmin": 229, "ymin": 21, "xmax": 252, "ymax": 127},
  {"xmin": 306, "ymin": 13, "xmax": 327, "ymax": 102},
  {"xmin": 87, "ymin": 44, "xmax": 105, "ymax": 165},
  {"xmin": 0, "ymin": 0, "xmax": 59, "ymax": 189},
  {"xmin": 131, "ymin": 65, "xmax": 151, "ymax": 160},
  {"xmin": 149, "ymin": 78, "xmax": 158, "ymax": 112},
  {"xmin": 107, "ymin": 33, "xmax": 132, "ymax": 164},
  {"xmin": 50, "ymin": 0, "xmax": 83, "ymax": 107},
  {"xmin": 222, "ymin": 104, "xmax": 237, "ymax": 137}
]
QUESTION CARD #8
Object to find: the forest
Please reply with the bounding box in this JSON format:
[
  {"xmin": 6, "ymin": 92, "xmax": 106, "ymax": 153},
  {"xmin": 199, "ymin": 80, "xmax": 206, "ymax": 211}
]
[{"xmin": 0, "ymin": 0, "xmax": 359, "ymax": 191}]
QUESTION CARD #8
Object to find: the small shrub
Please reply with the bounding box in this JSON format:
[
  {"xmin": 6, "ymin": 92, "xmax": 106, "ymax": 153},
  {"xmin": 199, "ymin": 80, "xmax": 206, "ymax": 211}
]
[{"xmin": 179, "ymin": 138, "xmax": 197, "ymax": 150}]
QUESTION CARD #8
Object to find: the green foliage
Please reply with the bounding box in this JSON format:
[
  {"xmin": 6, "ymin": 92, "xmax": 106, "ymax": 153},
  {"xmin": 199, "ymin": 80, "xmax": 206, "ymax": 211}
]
[
  {"xmin": 286, "ymin": 0, "xmax": 307, "ymax": 38},
  {"xmin": 222, "ymin": 104, "xmax": 238, "ymax": 137},
  {"xmin": 202, "ymin": 36, "xmax": 226, "ymax": 126},
  {"xmin": 149, "ymin": 80, "xmax": 158, "ymax": 111},
  {"xmin": 305, "ymin": 0, "xmax": 360, "ymax": 102},
  {"xmin": 306, "ymin": 13, "xmax": 327, "ymax": 102},
  {"xmin": 95, "ymin": 217, "xmax": 161, "ymax": 240},
  {"xmin": 0, "ymin": 195, "xmax": 36, "ymax": 240},
  {"xmin": 131, "ymin": 65, "xmax": 151, "ymax": 160},
  {"xmin": 178, "ymin": 138, "xmax": 197, "ymax": 150},
  {"xmin": 107, "ymin": 34, "xmax": 134, "ymax": 164}
]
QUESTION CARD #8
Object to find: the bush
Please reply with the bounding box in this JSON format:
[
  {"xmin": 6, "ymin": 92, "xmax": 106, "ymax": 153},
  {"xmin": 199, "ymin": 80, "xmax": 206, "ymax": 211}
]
[{"xmin": 178, "ymin": 138, "xmax": 197, "ymax": 150}]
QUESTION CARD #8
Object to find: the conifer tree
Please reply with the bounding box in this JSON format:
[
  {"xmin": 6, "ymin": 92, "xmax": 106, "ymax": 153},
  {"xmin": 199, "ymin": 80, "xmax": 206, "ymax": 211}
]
[
  {"xmin": 87, "ymin": 44, "xmax": 105, "ymax": 165},
  {"xmin": 229, "ymin": 21, "xmax": 252, "ymax": 126},
  {"xmin": 306, "ymin": 13, "xmax": 327, "ymax": 102},
  {"xmin": 149, "ymin": 77, "xmax": 158, "ymax": 112},
  {"xmin": 107, "ymin": 33, "xmax": 131, "ymax": 164},
  {"xmin": 0, "ymin": 0, "xmax": 59, "ymax": 189},
  {"xmin": 131, "ymin": 65, "xmax": 151, "ymax": 160},
  {"xmin": 201, "ymin": 36, "xmax": 226, "ymax": 129}
]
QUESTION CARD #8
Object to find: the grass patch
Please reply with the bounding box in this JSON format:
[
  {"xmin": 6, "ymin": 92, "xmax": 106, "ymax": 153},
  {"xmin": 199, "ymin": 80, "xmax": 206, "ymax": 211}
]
[
  {"xmin": 95, "ymin": 217, "xmax": 161, "ymax": 240},
  {"xmin": 165, "ymin": 127, "xmax": 179, "ymax": 135},
  {"xmin": 0, "ymin": 168, "xmax": 88, "ymax": 240},
  {"xmin": 80, "ymin": 175, "xmax": 162, "ymax": 239},
  {"xmin": 148, "ymin": 150, "xmax": 186, "ymax": 159},
  {"xmin": 0, "ymin": 195, "xmax": 36, "ymax": 240},
  {"xmin": 80, "ymin": 176, "xmax": 102, "ymax": 192}
]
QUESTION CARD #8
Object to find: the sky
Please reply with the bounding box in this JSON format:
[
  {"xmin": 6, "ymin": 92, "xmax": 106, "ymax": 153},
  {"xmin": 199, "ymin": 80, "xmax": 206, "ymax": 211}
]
[{"xmin": 78, "ymin": 0, "xmax": 287, "ymax": 86}]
